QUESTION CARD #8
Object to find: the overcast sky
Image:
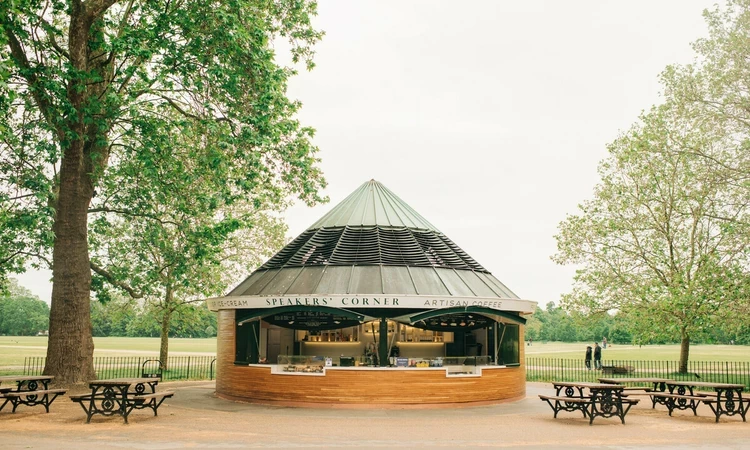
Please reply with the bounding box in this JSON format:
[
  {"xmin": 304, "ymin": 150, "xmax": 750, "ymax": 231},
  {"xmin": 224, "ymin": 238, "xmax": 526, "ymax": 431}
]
[{"xmin": 17, "ymin": 0, "xmax": 717, "ymax": 306}]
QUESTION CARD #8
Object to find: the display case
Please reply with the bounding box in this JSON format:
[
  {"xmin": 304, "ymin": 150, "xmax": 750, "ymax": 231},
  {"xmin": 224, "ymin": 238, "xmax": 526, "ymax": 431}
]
[
  {"xmin": 443, "ymin": 355, "xmax": 491, "ymax": 376},
  {"xmin": 277, "ymin": 355, "xmax": 325, "ymax": 373},
  {"xmin": 404, "ymin": 357, "xmax": 444, "ymax": 368},
  {"xmin": 443, "ymin": 356, "xmax": 491, "ymax": 366}
]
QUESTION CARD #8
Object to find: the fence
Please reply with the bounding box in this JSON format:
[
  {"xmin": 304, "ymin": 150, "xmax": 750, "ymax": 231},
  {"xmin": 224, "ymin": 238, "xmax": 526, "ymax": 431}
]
[
  {"xmin": 20, "ymin": 356, "xmax": 750, "ymax": 388},
  {"xmin": 526, "ymin": 358, "xmax": 750, "ymax": 388},
  {"xmin": 24, "ymin": 356, "xmax": 217, "ymax": 381}
]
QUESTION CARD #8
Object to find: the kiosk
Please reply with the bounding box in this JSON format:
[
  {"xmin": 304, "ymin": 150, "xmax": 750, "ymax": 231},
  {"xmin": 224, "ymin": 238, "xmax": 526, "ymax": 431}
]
[{"xmin": 208, "ymin": 180, "xmax": 536, "ymax": 407}]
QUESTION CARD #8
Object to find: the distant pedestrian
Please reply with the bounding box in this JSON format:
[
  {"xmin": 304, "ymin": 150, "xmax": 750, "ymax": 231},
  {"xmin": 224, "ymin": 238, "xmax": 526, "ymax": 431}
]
[
  {"xmin": 594, "ymin": 342, "xmax": 602, "ymax": 370},
  {"xmin": 602, "ymin": 337, "xmax": 607, "ymax": 349},
  {"xmin": 528, "ymin": 337, "xmax": 533, "ymax": 346},
  {"xmin": 585, "ymin": 345, "xmax": 592, "ymax": 370}
]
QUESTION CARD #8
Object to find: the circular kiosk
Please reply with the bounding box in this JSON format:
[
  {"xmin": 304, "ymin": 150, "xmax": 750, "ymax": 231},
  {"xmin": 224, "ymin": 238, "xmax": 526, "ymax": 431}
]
[{"xmin": 208, "ymin": 180, "xmax": 536, "ymax": 407}]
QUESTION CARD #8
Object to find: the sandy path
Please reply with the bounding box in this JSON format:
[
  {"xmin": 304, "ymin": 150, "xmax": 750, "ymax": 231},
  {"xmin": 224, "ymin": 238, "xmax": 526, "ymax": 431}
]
[{"xmin": 2, "ymin": 382, "xmax": 749, "ymax": 449}]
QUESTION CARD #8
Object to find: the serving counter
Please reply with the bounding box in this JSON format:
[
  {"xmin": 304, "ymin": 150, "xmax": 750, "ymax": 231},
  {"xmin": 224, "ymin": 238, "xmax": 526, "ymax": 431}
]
[
  {"xmin": 217, "ymin": 313, "xmax": 525, "ymax": 407},
  {"xmin": 217, "ymin": 362, "xmax": 525, "ymax": 407}
]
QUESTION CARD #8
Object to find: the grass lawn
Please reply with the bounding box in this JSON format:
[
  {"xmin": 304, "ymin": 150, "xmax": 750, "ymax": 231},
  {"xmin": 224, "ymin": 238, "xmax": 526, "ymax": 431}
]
[
  {"xmin": 0, "ymin": 336, "xmax": 217, "ymax": 371},
  {"xmin": 525, "ymin": 341, "xmax": 750, "ymax": 362}
]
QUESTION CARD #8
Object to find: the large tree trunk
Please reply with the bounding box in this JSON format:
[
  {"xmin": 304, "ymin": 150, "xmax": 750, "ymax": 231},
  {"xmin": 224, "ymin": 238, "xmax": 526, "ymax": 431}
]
[
  {"xmin": 44, "ymin": 140, "xmax": 96, "ymax": 385},
  {"xmin": 679, "ymin": 330, "xmax": 690, "ymax": 374},
  {"xmin": 43, "ymin": 5, "xmax": 106, "ymax": 385}
]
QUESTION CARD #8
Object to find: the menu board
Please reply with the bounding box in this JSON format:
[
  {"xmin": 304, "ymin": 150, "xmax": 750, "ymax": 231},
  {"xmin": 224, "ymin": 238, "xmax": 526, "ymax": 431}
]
[
  {"xmin": 264, "ymin": 310, "xmax": 361, "ymax": 330},
  {"xmin": 412, "ymin": 313, "xmax": 492, "ymax": 331}
]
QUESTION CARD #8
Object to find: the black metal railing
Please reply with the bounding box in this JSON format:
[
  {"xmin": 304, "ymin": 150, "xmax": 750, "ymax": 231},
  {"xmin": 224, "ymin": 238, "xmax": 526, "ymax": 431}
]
[
  {"xmin": 525, "ymin": 358, "xmax": 750, "ymax": 388},
  {"xmin": 20, "ymin": 355, "xmax": 749, "ymax": 388},
  {"xmin": 23, "ymin": 356, "xmax": 218, "ymax": 381}
]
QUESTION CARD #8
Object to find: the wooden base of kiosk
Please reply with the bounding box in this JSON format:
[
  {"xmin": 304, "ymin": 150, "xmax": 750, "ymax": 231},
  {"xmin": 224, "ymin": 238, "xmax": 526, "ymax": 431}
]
[{"xmin": 216, "ymin": 364, "xmax": 525, "ymax": 407}]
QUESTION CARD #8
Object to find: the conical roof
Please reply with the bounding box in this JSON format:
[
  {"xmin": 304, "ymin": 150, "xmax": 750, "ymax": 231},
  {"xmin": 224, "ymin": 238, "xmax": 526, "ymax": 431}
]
[
  {"xmin": 308, "ymin": 179, "xmax": 438, "ymax": 230},
  {"xmin": 224, "ymin": 180, "xmax": 530, "ymax": 310}
]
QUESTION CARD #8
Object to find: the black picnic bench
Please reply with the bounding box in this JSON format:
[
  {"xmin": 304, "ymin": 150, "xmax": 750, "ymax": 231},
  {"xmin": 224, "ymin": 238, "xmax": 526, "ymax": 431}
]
[
  {"xmin": 0, "ymin": 375, "xmax": 66, "ymax": 414},
  {"xmin": 540, "ymin": 382, "xmax": 640, "ymax": 425},
  {"xmin": 70, "ymin": 378, "xmax": 174, "ymax": 424},
  {"xmin": 652, "ymin": 381, "xmax": 749, "ymax": 422}
]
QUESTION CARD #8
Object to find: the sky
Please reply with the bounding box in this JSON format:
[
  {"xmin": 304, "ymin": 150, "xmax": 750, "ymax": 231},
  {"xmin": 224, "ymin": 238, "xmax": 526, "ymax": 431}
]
[{"xmin": 16, "ymin": 0, "xmax": 717, "ymax": 307}]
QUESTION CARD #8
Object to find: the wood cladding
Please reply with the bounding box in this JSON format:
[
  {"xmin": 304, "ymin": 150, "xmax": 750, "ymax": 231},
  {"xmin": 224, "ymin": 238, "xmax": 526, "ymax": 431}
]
[{"xmin": 216, "ymin": 310, "xmax": 527, "ymax": 406}]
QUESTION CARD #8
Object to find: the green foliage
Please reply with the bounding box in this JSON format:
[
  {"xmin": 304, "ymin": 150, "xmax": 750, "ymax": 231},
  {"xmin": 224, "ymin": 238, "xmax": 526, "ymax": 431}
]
[
  {"xmin": 525, "ymin": 302, "xmax": 750, "ymax": 346},
  {"xmin": 90, "ymin": 297, "xmax": 217, "ymax": 339},
  {"xmin": 526, "ymin": 304, "xmax": 632, "ymax": 345},
  {"xmin": 0, "ymin": 279, "xmax": 49, "ymax": 336},
  {"xmin": 1, "ymin": 0, "xmax": 327, "ymax": 276},
  {"xmin": 90, "ymin": 298, "xmax": 136, "ymax": 337}
]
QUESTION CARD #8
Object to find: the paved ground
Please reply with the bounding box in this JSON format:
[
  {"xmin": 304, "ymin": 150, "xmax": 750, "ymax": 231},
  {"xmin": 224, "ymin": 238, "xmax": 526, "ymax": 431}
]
[{"xmin": 2, "ymin": 382, "xmax": 748, "ymax": 449}]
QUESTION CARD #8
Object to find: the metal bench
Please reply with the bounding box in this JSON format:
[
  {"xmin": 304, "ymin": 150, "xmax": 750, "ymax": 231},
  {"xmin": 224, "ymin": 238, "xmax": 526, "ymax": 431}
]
[
  {"xmin": 651, "ymin": 393, "xmax": 706, "ymax": 416},
  {"xmin": 700, "ymin": 395, "xmax": 749, "ymax": 422},
  {"xmin": 1, "ymin": 389, "xmax": 66, "ymax": 413},
  {"xmin": 130, "ymin": 391, "xmax": 175, "ymax": 417},
  {"xmin": 538, "ymin": 394, "xmax": 591, "ymax": 418},
  {"xmin": 71, "ymin": 387, "xmax": 174, "ymax": 423}
]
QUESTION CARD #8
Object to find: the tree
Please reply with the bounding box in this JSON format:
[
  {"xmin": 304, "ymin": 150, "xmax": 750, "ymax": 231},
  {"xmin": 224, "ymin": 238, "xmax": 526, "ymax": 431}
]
[
  {"xmin": 553, "ymin": 105, "xmax": 749, "ymax": 373},
  {"xmin": 0, "ymin": 278, "xmax": 49, "ymax": 335},
  {"xmin": 86, "ymin": 110, "xmax": 289, "ymax": 366},
  {"xmin": 1, "ymin": 1, "xmax": 326, "ymax": 384},
  {"xmin": 91, "ymin": 190, "xmax": 286, "ymax": 367}
]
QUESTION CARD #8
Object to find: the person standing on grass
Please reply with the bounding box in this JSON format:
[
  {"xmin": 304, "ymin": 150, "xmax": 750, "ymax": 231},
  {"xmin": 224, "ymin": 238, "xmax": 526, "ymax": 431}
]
[
  {"xmin": 603, "ymin": 337, "xmax": 607, "ymax": 349},
  {"xmin": 585, "ymin": 345, "xmax": 592, "ymax": 370},
  {"xmin": 594, "ymin": 342, "xmax": 602, "ymax": 370}
]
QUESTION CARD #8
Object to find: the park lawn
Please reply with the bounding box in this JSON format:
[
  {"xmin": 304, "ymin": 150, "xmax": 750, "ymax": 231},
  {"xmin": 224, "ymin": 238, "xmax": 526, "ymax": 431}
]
[
  {"xmin": 0, "ymin": 336, "xmax": 217, "ymax": 370},
  {"xmin": 525, "ymin": 341, "xmax": 750, "ymax": 362}
]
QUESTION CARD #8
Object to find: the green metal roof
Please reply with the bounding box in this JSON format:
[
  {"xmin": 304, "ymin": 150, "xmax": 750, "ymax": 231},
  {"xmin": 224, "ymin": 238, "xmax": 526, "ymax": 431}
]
[
  {"xmin": 226, "ymin": 179, "xmax": 527, "ymax": 305},
  {"xmin": 308, "ymin": 180, "xmax": 439, "ymax": 231}
]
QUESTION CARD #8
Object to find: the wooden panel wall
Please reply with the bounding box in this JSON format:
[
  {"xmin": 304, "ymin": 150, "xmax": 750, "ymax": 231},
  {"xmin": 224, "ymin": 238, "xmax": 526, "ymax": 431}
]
[
  {"xmin": 216, "ymin": 310, "xmax": 236, "ymax": 394},
  {"xmin": 216, "ymin": 309, "xmax": 527, "ymax": 406}
]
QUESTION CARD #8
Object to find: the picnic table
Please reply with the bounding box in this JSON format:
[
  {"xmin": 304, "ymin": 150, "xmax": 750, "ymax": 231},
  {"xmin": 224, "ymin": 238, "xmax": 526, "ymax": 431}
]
[
  {"xmin": 0, "ymin": 375, "xmax": 66, "ymax": 413},
  {"xmin": 70, "ymin": 377, "xmax": 173, "ymax": 424},
  {"xmin": 539, "ymin": 381, "xmax": 639, "ymax": 425},
  {"xmin": 659, "ymin": 380, "xmax": 747, "ymax": 423}
]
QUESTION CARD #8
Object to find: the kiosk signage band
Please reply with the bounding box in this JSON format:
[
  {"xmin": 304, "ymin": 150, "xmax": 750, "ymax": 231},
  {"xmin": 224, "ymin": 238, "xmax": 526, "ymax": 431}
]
[{"xmin": 207, "ymin": 295, "xmax": 535, "ymax": 314}]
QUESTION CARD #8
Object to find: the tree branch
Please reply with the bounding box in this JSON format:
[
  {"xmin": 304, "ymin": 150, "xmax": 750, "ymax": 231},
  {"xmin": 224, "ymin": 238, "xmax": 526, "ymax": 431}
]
[
  {"xmin": 88, "ymin": 206, "xmax": 183, "ymax": 227},
  {"xmin": 84, "ymin": 0, "xmax": 119, "ymax": 20},
  {"xmin": 2, "ymin": 20, "xmax": 63, "ymax": 141},
  {"xmin": 90, "ymin": 261, "xmax": 143, "ymax": 298}
]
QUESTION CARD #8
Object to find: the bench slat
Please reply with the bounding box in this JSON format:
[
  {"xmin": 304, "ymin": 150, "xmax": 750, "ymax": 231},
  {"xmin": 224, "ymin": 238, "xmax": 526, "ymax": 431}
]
[
  {"xmin": 4, "ymin": 389, "xmax": 66, "ymax": 397},
  {"xmin": 132, "ymin": 391, "xmax": 174, "ymax": 401},
  {"xmin": 651, "ymin": 393, "xmax": 706, "ymax": 401},
  {"xmin": 538, "ymin": 395, "xmax": 590, "ymax": 403}
]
